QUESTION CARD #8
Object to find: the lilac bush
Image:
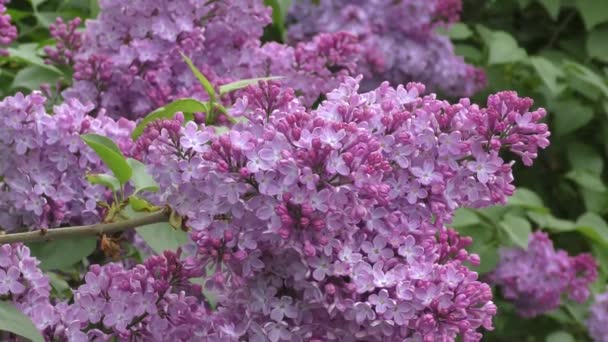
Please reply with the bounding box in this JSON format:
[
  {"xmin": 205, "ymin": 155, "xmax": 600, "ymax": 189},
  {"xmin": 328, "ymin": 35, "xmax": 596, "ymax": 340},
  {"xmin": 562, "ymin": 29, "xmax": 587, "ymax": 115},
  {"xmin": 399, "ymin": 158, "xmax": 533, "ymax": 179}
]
[
  {"xmin": 7, "ymin": 0, "xmax": 605, "ymax": 341},
  {"xmin": 130, "ymin": 77, "xmax": 550, "ymax": 340},
  {"xmin": 490, "ymin": 232, "xmax": 598, "ymax": 318},
  {"xmin": 0, "ymin": 74, "xmax": 552, "ymax": 340}
]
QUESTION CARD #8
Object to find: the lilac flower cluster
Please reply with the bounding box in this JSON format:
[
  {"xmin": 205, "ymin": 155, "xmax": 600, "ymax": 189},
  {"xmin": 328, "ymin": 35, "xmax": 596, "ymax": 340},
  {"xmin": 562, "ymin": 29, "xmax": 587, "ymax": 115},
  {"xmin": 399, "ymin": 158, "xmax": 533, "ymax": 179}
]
[
  {"xmin": 0, "ymin": 245, "xmax": 208, "ymax": 341},
  {"xmin": 490, "ymin": 232, "xmax": 598, "ymax": 318},
  {"xmin": 44, "ymin": 17, "xmax": 83, "ymax": 67},
  {"xmin": 288, "ymin": 0, "xmax": 486, "ymax": 97},
  {"xmin": 0, "ymin": 0, "xmax": 17, "ymax": 56},
  {"xmin": 57, "ymin": 0, "xmax": 361, "ymax": 119},
  {"xmin": 135, "ymin": 77, "xmax": 550, "ymax": 340},
  {"xmin": 0, "ymin": 244, "xmax": 51, "ymax": 324},
  {"xmin": 28, "ymin": 250, "xmax": 208, "ymax": 341},
  {"xmin": 0, "ymin": 91, "xmax": 134, "ymax": 231},
  {"xmin": 249, "ymin": 31, "xmax": 361, "ymax": 106},
  {"xmin": 588, "ymin": 288, "xmax": 608, "ymax": 342}
]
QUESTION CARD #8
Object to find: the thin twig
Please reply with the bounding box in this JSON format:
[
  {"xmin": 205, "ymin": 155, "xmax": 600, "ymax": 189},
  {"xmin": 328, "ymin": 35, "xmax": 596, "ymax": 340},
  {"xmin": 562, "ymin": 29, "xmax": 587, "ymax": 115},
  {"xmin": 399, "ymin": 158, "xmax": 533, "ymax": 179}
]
[
  {"xmin": 544, "ymin": 11, "xmax": 576, "ymax": 50},
  {"xmin": 0, "ymin": 209, "xmax": 170, "ymax": 244}
]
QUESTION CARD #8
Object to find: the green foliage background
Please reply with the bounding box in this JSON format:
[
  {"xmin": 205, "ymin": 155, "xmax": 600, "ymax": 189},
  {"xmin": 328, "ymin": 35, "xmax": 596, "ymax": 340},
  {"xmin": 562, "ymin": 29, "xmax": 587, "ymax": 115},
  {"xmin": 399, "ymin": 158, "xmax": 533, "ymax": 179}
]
[{"xmin": 2, "ymin": 0, "xmax": 608, "ymax": 340}]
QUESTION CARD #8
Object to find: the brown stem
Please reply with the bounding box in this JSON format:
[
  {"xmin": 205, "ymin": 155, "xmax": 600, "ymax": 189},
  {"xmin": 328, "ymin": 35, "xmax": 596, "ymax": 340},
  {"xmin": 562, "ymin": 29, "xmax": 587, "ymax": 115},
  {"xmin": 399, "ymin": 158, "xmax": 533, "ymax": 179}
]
[{"xmin": 0, "ymin": 209, "xmax": 170, "ymax": 244}]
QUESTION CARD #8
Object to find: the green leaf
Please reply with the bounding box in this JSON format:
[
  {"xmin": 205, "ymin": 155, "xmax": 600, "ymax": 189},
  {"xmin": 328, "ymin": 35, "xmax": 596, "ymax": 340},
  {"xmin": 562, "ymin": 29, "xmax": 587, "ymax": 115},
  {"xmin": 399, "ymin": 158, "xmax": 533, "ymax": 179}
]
[
  {"xmin": 567, "ymin": 142, "xmax": 603, "ymax": 175},
  {"xmin": 264, "ymin": 0, "xmax": 292, "ymax": 40},
  {"xmin": 127, "ymin": 158, "xmax": 159, "ymax": 194},
  {"xmin": 181, "ymin": 53, "xmax": 216, "ymax": 103},
  {"xmin": 28, "ymin": 237, "xmax": 97, "ymax": 270},
  {"xmin": 581, "ymin": 189, "xmax": 608, "ymax": 213},
  {"xmin": 7, "ymin": 43, "xmax": 62, "ymax": 74},
  {"xmin": 26, "ymin": 0, "xmax": 47, "ymax": 9},
  {"xmin": 550, "ymin": 99, "xmax": 594, "ymax": 136},
  {"xmin": 219, "ymin": 76, "xmax": 284, "ymax": 95},
  {"xmin": 128, "ymin": 196, "xmax": 160, "ymax": 212},
  {"xmin": 6, "ymin": 8, "xmax": 32, "ymax": 21},
  {"xmin": 473, "ymin": 243, "xmax": 500, "ymax": 274},
  {"xmin": 35, "ymin": 12, "xmax": 61, "ymax": 28},
  {"xmin": 439, "ymin": 23, "xmax": 473, "ymax": 40},
  {"xmin": 499, "ymin": 214, "xmax": 532, "ymax": 248},
  {"xmin": 563, "ymin": 61, "xmax": 608, "ymax": 97},
  {"xmin": 576, "ymin": 212, "xmax": 608, "ymax": 246},
  {"xmin": 484, "ymin": 30, "xmax": 527, "ymax": 65},
  {"xmin": 136, "ymin": 222, "xmax": 188, "ymax": 254},
  {"xmin": 454, "ymin": 44, "xmax": 483, "ymax": 64},
  {"xmin": 81, "ymin": 134, "xmax": 132, "ymax": 184},
  {"xmin": 0, "ymin": 301, "xmax": 44, "ymax": 342},
  {"xmin": 46, "ymin": 272, "xmax": 71, "ymax": 297},
  {"xmin": 565, "ymin": 169, "xmax": 607, "ymax": 191},
  {"xmin": 529, "ymin": 56, "xmax": 564, "ymax": 95},
  {"xmin": 131, "ymin": 98, "xmax": 207, "ymax": 139},
  {"xmin": 451, "ymin": 208, "xmax": 480, "ymax": 228},
  {"xmin": 528, "ymin": 212, "xmax": 576, "ymax": 232},
  {"xmin": 90, "ymin": 0, "xmax": 100, "ymax": 17},
  {"xmin": 587, "ymin": 26, "xmax": 608, "ymax": 63},
  {"xmin": 455, "ymin": 224, "xmax": 497, "ymax": 274},
  {"xmin": 592, "ymin": 243, "xmax": 608, "ymax": 274},
  {"xmin": 575, "ymin": 0, "xmax": 608, "ymax": 30},
  {"xmin": 537, "ymin": 0, "xmax": 561, "ymax": 19},
  {"xmin": 86, "ymin": 173, "xmax": 120, "ymax": 192},
  {"xmin": 507, "ymin": 188, "xmax": 545, "ymax": 210},
  {"xmin": 546, "ymin": 331, "xmax": 575, "ymax": 342},
  {"xmin": 126, "ymin": 207, "xmax": 188, "ymax": 254},
  {"xmin": 11, "ymin": 65, "xmax": 62, "ymax": 91}
]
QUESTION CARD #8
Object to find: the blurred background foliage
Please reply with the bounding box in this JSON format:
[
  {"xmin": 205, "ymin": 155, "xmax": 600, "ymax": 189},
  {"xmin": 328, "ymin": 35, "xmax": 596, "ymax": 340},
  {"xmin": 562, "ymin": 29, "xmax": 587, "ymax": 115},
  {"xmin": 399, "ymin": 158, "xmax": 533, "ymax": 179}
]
[
  {"xmin": 1, "ymin": 0, "xmax": 608, "ymax": 340},
  {"xmin": 448, "ymin": 1, "xmax": 608, "ymax": 340}
]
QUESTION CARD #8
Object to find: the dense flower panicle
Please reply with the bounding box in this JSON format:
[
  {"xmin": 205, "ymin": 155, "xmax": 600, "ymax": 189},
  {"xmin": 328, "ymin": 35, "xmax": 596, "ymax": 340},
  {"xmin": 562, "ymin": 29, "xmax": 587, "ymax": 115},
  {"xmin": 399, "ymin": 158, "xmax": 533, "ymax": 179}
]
[
  {"xmin": 44, "ymin": 17, "xmax": 84, "ymax": 67},
  {"xmin": 491, "ymin": 232, "xmax": 598, "ymax": 318},
  {"xmin": 0, "ymin": 0, "xmax": 17, "ymax": 56},
  {"xmin": 9, "ymin": 249, "xmax": 207, "ymax": 341},
  {"xmin": 248, "ymin": 31, "xmax": 362, "ymax": 106},
  {"xmin": 136, "ymin": 77, "xmax": 549, "ymax": 340},
  {"xmin": 0, "ymin": 244, "xmax": 51, "ymax": 324},
  {"xmin": 0, "ymin": 92, "xmax": 134, "ymax": 231},
  {"xmin": 58, "ymin": 0, "xmax": 361, "ymax": 119},
  {"xmin": 588, "ymin": 288, "xmax": 608, "ymax": 342},
  {"xmin": 287, "ymin": 0, "xmax": 486, "ymax": 97}
]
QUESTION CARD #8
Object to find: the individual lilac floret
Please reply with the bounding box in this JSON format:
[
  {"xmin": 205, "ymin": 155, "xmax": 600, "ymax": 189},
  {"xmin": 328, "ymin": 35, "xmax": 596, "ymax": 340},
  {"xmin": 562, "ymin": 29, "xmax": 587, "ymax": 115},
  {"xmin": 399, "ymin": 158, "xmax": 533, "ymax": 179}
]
[
  {"xmin": 490, "ymin": 232, "xmax": 598, "ymax": 317},
  {"xmin": 588, "ymin": 288, "xmax": 608, "ymax": 342},
  {"xmin": 0, "ymin": 91, "xmax": 134, "ymax": 231},
  {"xmin": 137, "ymin": 77, "xmax": 550, "ymax": 340},
  {"xmin": 288, "ymin": 0, "xmax": 486, "ymax": 97}
]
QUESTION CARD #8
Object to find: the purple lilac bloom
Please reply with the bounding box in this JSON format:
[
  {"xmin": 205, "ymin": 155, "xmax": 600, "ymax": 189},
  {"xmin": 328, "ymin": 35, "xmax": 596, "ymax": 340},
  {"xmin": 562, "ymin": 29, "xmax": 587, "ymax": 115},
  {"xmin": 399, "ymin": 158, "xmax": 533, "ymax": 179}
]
[
  {"xmin": 26, "ymin": 250, "xmax": 208, "ymax": 341},
  {"xmin": 0, "ymin": 244, "xmax": 52, "ymax": 330},
  {"xmin": 0, "ymin": 91, "xmax": 134, "ymax": 231},
  {"xmin": 55, "ymin": 0, "xmax": 362, "ymax": 119},
  {"xmin": 288, "ymin": 0, "xmax": 486, "ymax": 97},
  {"xmin": 44, "ymin": 17, "xmax": 83, "ymax": 67},
  {"xmin": 133, "ymin": 76, "xmax": 550, "ymax": 340},
  {"xmin": 491, "ymin": 231, "xmax": 598, "ymax": 317},
  {"xmin": 588, "ymin": 288, "xmax": 608, "ymax": 342},
  {"xmin": 0, "ymin": 0, "xmax": 17, "ymax": 56}
]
